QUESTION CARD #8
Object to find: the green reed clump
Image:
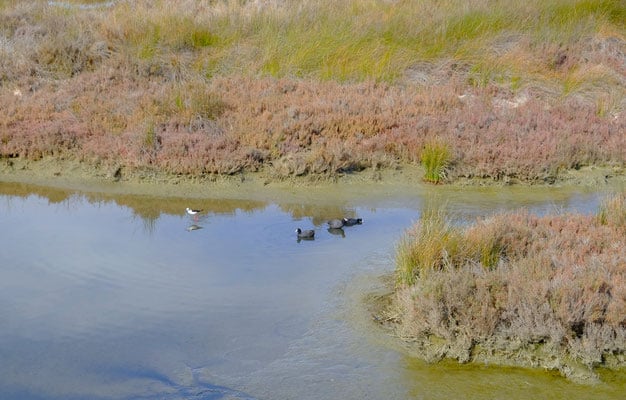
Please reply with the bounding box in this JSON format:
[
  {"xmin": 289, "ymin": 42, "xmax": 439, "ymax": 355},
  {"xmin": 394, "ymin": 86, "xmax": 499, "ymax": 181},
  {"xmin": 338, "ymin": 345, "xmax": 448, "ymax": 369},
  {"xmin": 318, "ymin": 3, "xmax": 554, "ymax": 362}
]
[
  {"xmin": 396, "ymin": 206, "xmax": 464, "ymax": 285},
  {"xmin": 421, "ymin": 140, "xmax": 451, "ymax": 184},
  {"xmin": 396, "ymin": 206, "xmax": 517, "ymax": 285},
  {"xmin": 597, "ymin": 191, "xmax": 626, "ymax": 230}
]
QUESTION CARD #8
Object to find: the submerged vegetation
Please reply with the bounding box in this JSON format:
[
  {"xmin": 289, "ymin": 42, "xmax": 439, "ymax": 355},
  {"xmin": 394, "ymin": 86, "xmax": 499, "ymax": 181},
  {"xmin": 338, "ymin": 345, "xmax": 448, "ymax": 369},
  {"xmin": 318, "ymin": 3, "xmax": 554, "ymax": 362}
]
[
  {"xmin": 0, "ymin": 0, "xmax": 624, "ymax": 182},
  {"xmin": 391, "ymin": 192, "xmax": 626, "ymax": 382}
]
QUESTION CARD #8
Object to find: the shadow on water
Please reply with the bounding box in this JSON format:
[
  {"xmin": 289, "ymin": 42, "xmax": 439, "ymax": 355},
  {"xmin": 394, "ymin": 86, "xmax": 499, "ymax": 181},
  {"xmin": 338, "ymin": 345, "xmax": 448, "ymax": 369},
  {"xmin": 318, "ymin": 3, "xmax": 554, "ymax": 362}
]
[{"xmin": 116, "ymin": 367, "xmax": 259, "ymax": 400}]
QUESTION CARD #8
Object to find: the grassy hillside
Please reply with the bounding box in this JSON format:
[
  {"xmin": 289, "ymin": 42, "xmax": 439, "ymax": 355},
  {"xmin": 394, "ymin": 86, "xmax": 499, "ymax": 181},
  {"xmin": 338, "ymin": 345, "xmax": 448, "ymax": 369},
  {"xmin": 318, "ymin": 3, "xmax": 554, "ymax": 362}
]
[{"xmin": 0, "ymin": 0, "xmax": 624, "ymax": 181}]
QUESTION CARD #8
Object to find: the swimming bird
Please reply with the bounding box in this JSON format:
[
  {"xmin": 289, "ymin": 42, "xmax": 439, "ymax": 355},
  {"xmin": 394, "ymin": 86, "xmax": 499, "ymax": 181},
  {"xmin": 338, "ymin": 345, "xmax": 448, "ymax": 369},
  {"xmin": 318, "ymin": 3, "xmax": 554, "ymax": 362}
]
[
  {"xmin": 343, "ymin": 217, "xmax": 363, "ymax": 226},
  {"xmin": 186, "ymin": 207, "xmax": 202, "ymax": 220},
  {"xmin": 296, "ymin": 228, "xmax": 315, "ymax": 239},
  {"xmin": 327, "ymin": 219, "xmax": 345, "ymax": 229}
]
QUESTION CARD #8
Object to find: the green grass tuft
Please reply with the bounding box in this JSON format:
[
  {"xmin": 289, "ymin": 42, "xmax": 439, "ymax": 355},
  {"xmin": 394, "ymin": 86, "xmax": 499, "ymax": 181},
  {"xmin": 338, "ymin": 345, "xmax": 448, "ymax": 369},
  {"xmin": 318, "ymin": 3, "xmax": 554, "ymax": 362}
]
[
  {"xmin": 396, "ymin": 205, "xmax": 515, "ymax": 285},
  {"xmin": 597, "ymin": 191, "xmax": 626, "ymax": 229},
  {"xmin": 396, "ymin": 206, "xmax": 463, "ymax": 285},
  {"xmin": 421, "ymin": 139, "xmax": 451, "ymax": 184}
]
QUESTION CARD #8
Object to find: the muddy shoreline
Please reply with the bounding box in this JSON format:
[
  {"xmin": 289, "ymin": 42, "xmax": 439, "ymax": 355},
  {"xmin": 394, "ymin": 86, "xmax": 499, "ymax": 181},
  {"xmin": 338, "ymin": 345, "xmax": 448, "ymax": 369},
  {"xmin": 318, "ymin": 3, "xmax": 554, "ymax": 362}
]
[
  {"xmin": 366, "ymin": 283, "xmax": 625, "ymax": 385},
  {"xmin": 2, "ymin": 157, "xmax": 624, "ymax": 200}
]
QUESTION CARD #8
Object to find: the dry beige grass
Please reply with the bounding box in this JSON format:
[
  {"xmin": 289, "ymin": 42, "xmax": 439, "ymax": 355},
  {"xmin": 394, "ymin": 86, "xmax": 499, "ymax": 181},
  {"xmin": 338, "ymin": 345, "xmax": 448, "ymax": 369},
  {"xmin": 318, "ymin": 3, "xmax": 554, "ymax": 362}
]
[{"xmin": 0, "ymin": 1, "xmax": 624, "ymax": 181}]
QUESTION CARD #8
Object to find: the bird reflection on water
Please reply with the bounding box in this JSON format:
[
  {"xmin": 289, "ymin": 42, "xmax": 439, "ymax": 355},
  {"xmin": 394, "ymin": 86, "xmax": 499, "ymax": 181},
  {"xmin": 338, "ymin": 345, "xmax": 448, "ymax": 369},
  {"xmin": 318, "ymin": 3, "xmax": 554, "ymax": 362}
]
[
  {"xmin": 327, "ymin": 227, "xmax": 345, "ymax": 238},
  {"xmin": 186, "ymin": 224, "xmax": 203, "ymax": 232}
]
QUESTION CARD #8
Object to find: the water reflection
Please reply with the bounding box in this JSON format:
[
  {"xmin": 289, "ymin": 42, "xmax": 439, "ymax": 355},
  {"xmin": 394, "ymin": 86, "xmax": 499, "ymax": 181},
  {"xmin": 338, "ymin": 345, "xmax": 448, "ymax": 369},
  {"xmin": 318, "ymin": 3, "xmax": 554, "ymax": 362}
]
[
  {"xmin": 296, "ymin": 236, "xmax": 315, "ymax": 243},
  {"xmin": 186, "ymin": 224, "xmax": 203, "ymax": 232},
  {"xmin": 278, "ymin": 200, "xmax": 367, "ymax": 226},
  {"xmin": 0, "ymin": 181, "xmax": 77, "ymax": 206},
  {"xmin": 0, "ymin": 181, "xmax": 269, "ymax": 233},
  {"xmin": 327, "ymin": 227, "xmax": 346, "ymax": 238}
]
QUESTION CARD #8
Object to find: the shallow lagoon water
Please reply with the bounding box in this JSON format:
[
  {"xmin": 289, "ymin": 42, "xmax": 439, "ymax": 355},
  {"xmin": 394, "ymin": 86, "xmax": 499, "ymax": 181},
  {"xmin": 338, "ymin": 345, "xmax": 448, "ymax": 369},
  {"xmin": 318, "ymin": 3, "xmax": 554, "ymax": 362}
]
[{"xmin": 0, "ymin": 180, "xmax": 624, "ymax": 400}]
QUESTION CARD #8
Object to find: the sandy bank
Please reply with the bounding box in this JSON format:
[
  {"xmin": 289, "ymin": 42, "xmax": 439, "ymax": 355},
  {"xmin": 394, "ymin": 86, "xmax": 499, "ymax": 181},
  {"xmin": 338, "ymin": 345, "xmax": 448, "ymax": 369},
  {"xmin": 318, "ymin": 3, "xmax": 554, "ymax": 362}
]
[{"xmin": 1, "ymin": 157, "xmax": 624, "ymax": 201}]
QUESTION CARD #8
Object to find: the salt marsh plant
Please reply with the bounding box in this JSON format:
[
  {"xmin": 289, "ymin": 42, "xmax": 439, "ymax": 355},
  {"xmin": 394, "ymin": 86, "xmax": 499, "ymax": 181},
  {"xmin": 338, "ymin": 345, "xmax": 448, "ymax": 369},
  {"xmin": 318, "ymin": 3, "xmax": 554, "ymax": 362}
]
[
  {"xmin": 393, "ymin": 193, "xmax": 626, "ymax": 381},
  {"xmin": 159, "ymin": 82, "xmax": 227, "ymax": 127}
]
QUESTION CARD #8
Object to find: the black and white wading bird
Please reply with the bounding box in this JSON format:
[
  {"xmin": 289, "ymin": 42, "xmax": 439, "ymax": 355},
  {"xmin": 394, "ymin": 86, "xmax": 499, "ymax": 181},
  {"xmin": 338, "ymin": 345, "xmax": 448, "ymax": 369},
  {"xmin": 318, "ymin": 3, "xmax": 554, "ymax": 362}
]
[{"xmin": 186, "ymin": 207, "xmax": 203, "ymax": 221}]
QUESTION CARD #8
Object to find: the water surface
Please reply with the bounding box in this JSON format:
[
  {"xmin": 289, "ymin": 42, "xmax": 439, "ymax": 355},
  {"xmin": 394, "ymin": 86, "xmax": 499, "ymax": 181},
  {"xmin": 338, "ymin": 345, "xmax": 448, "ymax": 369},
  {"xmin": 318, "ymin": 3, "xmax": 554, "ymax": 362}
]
[{"xmin": 0, "ymin": 181, "xmax": 623, "ymax": 399}]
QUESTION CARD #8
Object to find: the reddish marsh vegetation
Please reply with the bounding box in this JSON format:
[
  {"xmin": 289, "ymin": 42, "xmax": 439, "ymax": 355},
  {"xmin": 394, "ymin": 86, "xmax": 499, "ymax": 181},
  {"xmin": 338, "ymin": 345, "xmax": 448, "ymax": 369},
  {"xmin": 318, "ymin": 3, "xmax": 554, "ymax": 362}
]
[
  {"xmin": 392, "ymin": 193, "xmax": 626, "ymax": 382},
  {"xmin": 2, "ymin": 73, "xmax": 624, "ymax": 182},
  {"xmin": 0, "ymin": 1, "xmax": 624, "ymax": 183}
]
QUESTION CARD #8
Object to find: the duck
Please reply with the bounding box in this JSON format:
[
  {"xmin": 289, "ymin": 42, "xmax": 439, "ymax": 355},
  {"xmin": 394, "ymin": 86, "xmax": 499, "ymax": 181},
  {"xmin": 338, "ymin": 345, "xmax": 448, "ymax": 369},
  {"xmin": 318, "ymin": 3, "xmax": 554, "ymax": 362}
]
[
  {"xmin": 343, "ymin": 217, "xmax": 363, "ymax": 226},
  {"xmin": 327, "ymin": 219, "xmax": 345, "ymax": 229},
  {"xmin": 296, "ymin": 228, "xmax": 315, "ymax": 239}
]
